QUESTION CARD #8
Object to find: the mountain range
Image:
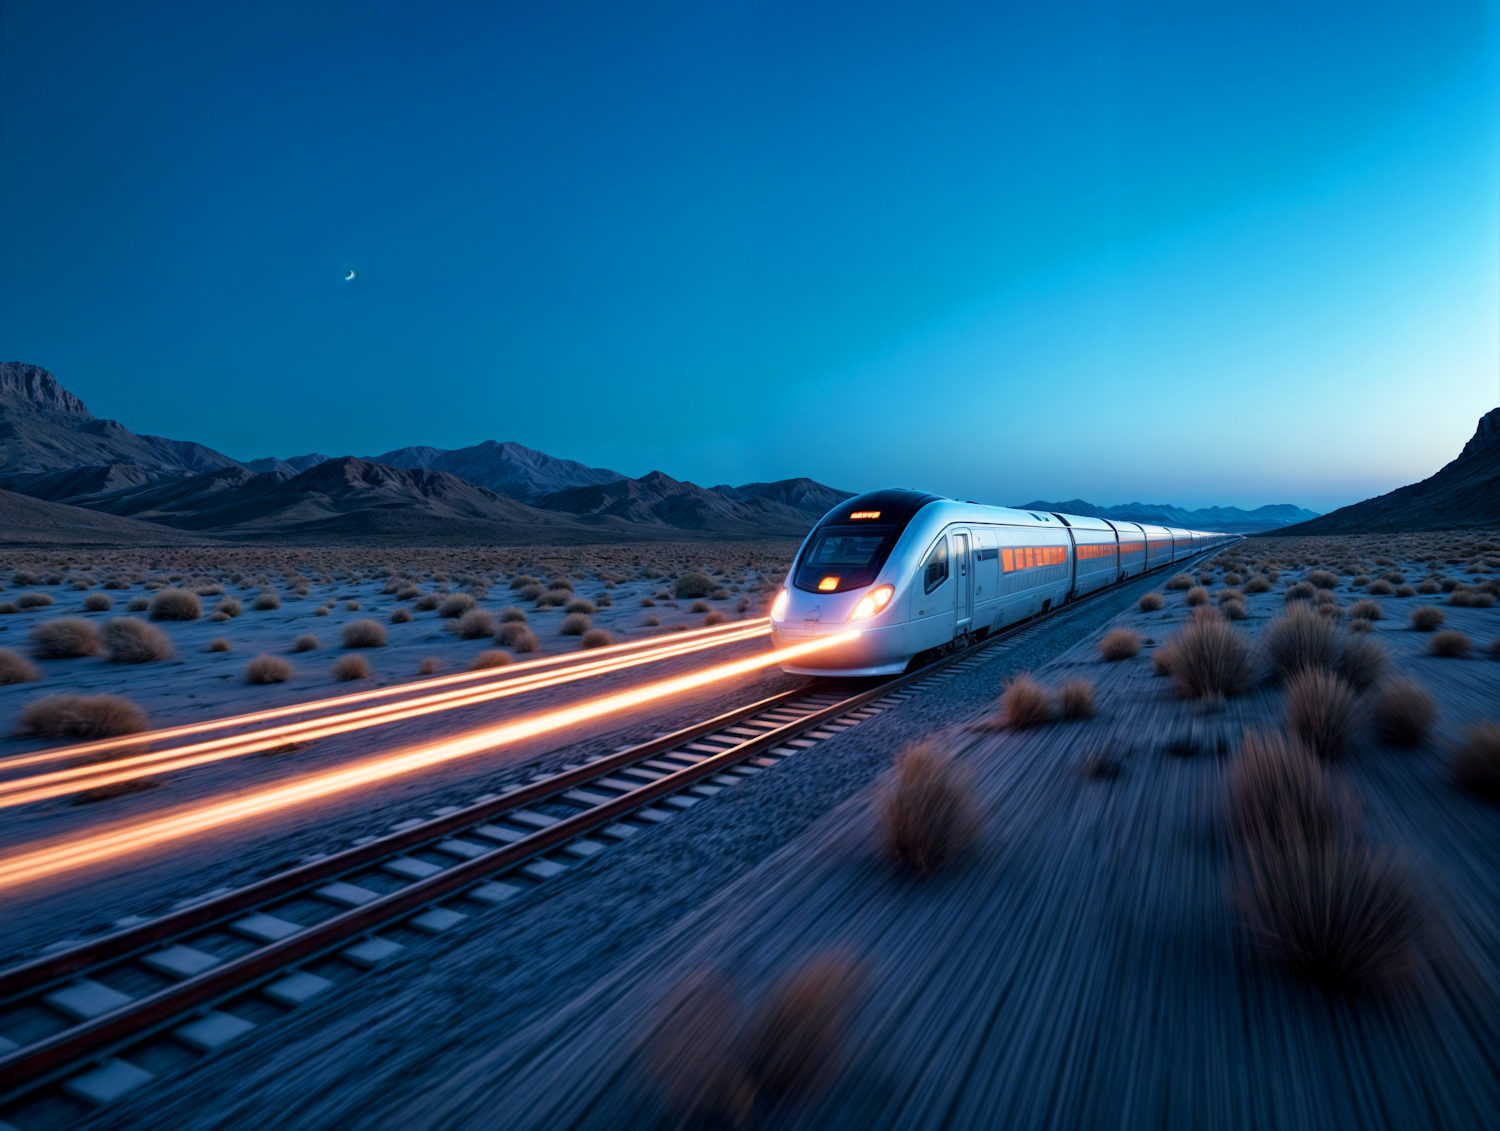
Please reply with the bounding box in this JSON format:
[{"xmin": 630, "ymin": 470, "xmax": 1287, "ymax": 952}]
[
  {"xmin": 0, "ymin": 363, "xmax": 848, "ymax": 544},
  {"xmin": 1010, "ymin": 499, "xmax": 1320, "ymax": 533},
  {"xmin": 1274, "ymin": 407, "xmax": 1500, "ymax": 534},
  {"xmin": 2, "ymin": 361, "xmax": 1345, "ymax": 545}
]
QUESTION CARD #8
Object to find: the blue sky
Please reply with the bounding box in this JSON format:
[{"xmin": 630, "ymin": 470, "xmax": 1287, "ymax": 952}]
[{"xmin": 1, "ymin": 1, "xmax": 1496, "ymax": 513}]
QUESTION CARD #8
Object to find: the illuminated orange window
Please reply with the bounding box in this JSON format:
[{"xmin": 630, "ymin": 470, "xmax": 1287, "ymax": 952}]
[
  {"xmin": 849, "ymin": 511, "xmax": 881, "ymax": 520},
  {"xmin": 818, "ymin": 576, "xmax": 839, "ymax": 591},
  {"xmin": 1001, "ymin": 548, "xmax": 1014, "ymax": 571}
]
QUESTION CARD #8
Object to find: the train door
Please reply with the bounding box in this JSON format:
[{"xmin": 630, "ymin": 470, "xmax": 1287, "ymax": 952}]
[{"xmin": 952, "ymin": 529, "xmax": 973, "ymax": 634}]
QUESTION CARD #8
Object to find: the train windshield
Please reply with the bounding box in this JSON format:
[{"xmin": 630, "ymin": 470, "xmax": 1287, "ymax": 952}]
[{"xmin": 792, "ymin": 524, "xmax": 896, "ymax": 594}]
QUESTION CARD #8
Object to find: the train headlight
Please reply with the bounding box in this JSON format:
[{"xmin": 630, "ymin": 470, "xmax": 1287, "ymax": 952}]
[
  {"xmin": 770, "ymin": 589, "xmax": 789, "ymax": 621},
  {"xmin": 848, "ymin": 584, "xmax": 893, "ymax": 621}
]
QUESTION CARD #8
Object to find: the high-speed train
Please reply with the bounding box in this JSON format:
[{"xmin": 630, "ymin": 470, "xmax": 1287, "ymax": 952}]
[{"xmin": 770, "ymin": 489, "xmax": 1236, "ymax": 676}]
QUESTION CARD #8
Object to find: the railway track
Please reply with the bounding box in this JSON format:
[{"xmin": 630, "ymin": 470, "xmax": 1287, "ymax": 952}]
[{"xmin": 0, "ymin": 549, "xmax": 1229, "ymax": 1127}]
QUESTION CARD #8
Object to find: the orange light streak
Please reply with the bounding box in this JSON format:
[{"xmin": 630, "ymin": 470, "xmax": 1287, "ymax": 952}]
[
  {"xmin": 0, "ymin": 631, "xmax": 859, "ymax": 893},
  {"xmin": 5, "ymin": 618, "xmax": 771, "ymax": 771},
  {"xmin": 0, "ymin": 625, "xmax": 771, "ymax": 808}
]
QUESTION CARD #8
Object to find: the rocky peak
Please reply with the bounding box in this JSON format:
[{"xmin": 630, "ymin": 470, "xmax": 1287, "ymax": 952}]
[
  {"xmin": 0, "ymin": 363, "xmax": 92, "ymax": 417},
  {"xmin": 1460, "ymin": 406, "xmax": 1500, "ymax": 458}
]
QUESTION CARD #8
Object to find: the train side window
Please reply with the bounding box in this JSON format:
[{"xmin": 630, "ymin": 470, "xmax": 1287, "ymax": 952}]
[{"xmin": 923, "ymin": 538, "xmax": 950, "ymax": 594}]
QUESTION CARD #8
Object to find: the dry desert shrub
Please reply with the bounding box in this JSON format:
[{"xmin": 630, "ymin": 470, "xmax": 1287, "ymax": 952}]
[
  {"xmin": 689, "ymin": 600, "xmax": 712, "ymax": 613},
  {"xmin": 1099, "ymin": 628, "xmax": 1140, "ymax": 661},
  {"xmin": 253, "ymin": 591, "xmax": 281, "ymax": 611},
  {"xmin": 29, "ymin": 617, "xmax": 101, "ymax": 659},
  {"xmin": 514, "ymin": 585, "xmax": 543, "ymax": 603},
  {"xmin": 439, "ymin": 593, "xmax": 476, "ymax": 618},
  {"xmin": 1245, "ymin": 575, "xmax": 1273, "ymax": 594},
  {"xmin": 16, "ymin": 593, "xmax": 55, "ymax": 609},
  {"xmin": 1429, "ymin": 630, "xmax": 1471, "ymax": 657},
  {"xmin": 311, "ymin": 607, "xmax": 328, "ymax": 618},
  {"xmin": 125, "ymin": 596, "xmax": 150, "ymax": 612},
  {"xmin": 149, "ymin": 588, "xmax": 201, "ymax": 621},
  {"xmin": 419, "ymin": 657, "xmax": 441, "ymax": 674},
  {"xmin": 0, "ymin": 648, "xmax": 41, "ymax": 685},
  {"xmin": 539, "ymin": 588, "xmax": 574, "ymax": 608},
  {"xmin": 1396, "ymin": 585, "xmax": 1416, "ymax": 598},
  {"xmin": 1185, "ymin": 586, "xmax": 1210, "ymax": 607},
  {"xmin": 343, "ymin": 600, "xmax": 361, "ymax": 611},
  {"xmin": 580, "ymin": 627, "xmax": 613, "ymax": 649},
  {"xmin": 496, "ymin": 623, "xmax": 539, "ymax": 652},
  {"xmin": 206, "ymin": 638, "xmax": 231, "ymax": 653},
  {"xmin": 0, "ymin": 602, "xmax": 19, "ymax": 615},
  {"xmin": 498, "ymin": 606, "xmax": 527, "ymax": 623},
  {"xmin": 292, "ymin": 634, "xmax": 322, "ymax": 652},
  {"xmin": 509, "ymin": 574, "xmax": 539, "ymax": 590},
  {"xmin": 389, "ymin": 607, "xmax": 412, "ymax": 624},
  {"xmin": 746, "ymin": 953, "xmax": 864, "ymax": 1106},
  {"xmin": 1410, "ymin": 606, "xmax": 1444, "ymax": 632},
  {"xmin": 565, "ymin": 597, "xmax": 597, "ymax": 615},
  {"xmin": 642, "ymin": 614, "xmax": 661, "ymax": 627},
  {"xmin": 1223, "ymin": 572, "xmax": 1244, "ymax": 587},
  {"xmin": 332, "ymin": 654, "xmax": 371, "ymax": 680},
  {"xmin": 1263, "ymin": 605, "xmax": 1339, "ymax": 681},
  {"xmin": 414, "ymin": 593, "xmax": 442, "ymax": 611},
  {"xmin": 1284, "ymin": 581, "xmax": 1316, "ymax": 603},
  {"xmin": 1367, "ymin": 580, "xmax": 1396, "ymax": 596},
  {"xmin": 452, "ymin": 609, "xmax": 497, "ymax": 640},
  {"xmin": 1348, "ymin": 599, "xmax": 1382, "ymax": 621},
  {"xmin": 1284, "ymin": 669, "xmax": 1359, "ymax": 760},
  {"xmin": 1166, "ymin": 573, "xmax": 1192, "ymax": 590},
  {"xmin": 1239, "ymin": 839, "xmax": 1424, "ymax": 991},
  {"xmin": 1308, "ymin": 570, "xmax": 1339, "ymax": 590},
  {"xmin": 341, "ymin": 619, "xmax": 387, "ymax": 648},
  {"xmin": 470, "ymin": 649, "xmax": 514, "ymax": 670},
  {"xmin": 1369, "ymin": 679, "xmax": 1437, "ymax": 747},
  {"xmin": 1138, "ymin": 591, "xmax": 1164, "ymax": 612},
  {"xmin": 879, "ymin": 740, "xmax": 978, "ymax": 874},
  {"xmin": 559, "ymin": 612, "xmax": 591, "ymax": 636},
  {"xmin": 1334, "ymin": 634, "xmax": 1388, "ymax": 691},
  {"xmin": 703, "ymin": 610, "xmax": 726, "ymax": 626},
  {"xmin": 1221, "ymin": 597, "xmax": 1249, "ymax": 621},
  {"xmin": 103, "ymin": 617, "xmax": 175, "ymax": 663},
  {"xmin": 1229, "ymin": 729, "xmax": 1349, "ymax": 846},
  {"xmin": 245, "ymin": 654, "xmax": 292, "ymax": 684},
  {"xmin": 82, "ymin": 593, "xmax": 113, "ymax": 612},
  {"xmin": 1450, "ymin": 721, "xmax": 1500, "ymax": 802},
  {"xmin": 1056, "ymin": 678, "xmax": 1097, "ymax": 719},
  {"xmin": 15, "ymin": 694, "xmax": 147, "ymax": 738},
  {"xmin": 1417, "ymin": 579, "xmax": 1441, "ymax": 595},
  {"xmin": 674, "ymin": 571, "xmax": 717, "ymax": 599},
  {"xmin": 1166, "ymin": 615, "xmax": 1255, "ymax": 699},
  {"xmin": 214, "ymin": 597, "xmax": 242, "ymax": 618},
  {"xmin": 995, "ymin": 673, "xmax": 1052, "ymax": 728}
]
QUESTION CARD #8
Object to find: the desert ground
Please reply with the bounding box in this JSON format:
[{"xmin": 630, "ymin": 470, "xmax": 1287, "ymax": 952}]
[{"xmin": 2, "ymin": 531, "xmax": 1499, "ymax": 1131}]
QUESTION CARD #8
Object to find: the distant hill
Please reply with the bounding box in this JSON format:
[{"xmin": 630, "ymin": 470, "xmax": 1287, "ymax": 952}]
[
  {"xmin": 1275, "ymin": 408, "xmax": 1500, "ymax": 534},
  {"xmin": 534, "ymin": 471, "xmax": 823, "ymax": 537},
  {"xmin": 0, "ymin": 362, "xmax": 244, "ymax": 489},
  {"xmin": 712, "ymin": 478, "xmax": 854, "ymax": 518},
  {"xmin": 367, "ymin": 440, "xmax": 625, "ymax": 503},
  {"xmin": 242, "ymin": 453, "xmax": 331, "ymax": 475},
  {"xmin": 0, "ymin": 488, "xmax": 214, "ymax": 546},
  {"xmin": 1011, "ymin": 498, "xmax": 1319, "ymax": 533}
]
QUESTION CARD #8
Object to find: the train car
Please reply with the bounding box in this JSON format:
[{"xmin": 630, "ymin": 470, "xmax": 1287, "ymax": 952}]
[
  {"xmin": 770, "ymin": 489, "xmax": 1234, "ymax": 677},
  {"xmin": 1106, "ymin": 520, "xmax": 1148, "ymax": 578}
]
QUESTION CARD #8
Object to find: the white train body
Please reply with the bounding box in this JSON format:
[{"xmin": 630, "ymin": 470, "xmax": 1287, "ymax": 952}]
[{"xmin": 770, "ymin": 489, "xmax": 1236, "ymax": 676}]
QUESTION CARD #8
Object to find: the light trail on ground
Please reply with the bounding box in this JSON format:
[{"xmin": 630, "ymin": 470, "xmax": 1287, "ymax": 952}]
[
  {"xmin": 0, "ymin": 623, "xmax": 772, "ymax": 808},
  {"xmin": 3, "ymin": 618, "xmax": 773, "ymax": 771},
  {"xmin": 0, "ymin": 631, "xmax": 859, "ymax": 893}
]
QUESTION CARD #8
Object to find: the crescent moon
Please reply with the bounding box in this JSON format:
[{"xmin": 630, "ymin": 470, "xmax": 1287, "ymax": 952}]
[{"xmin": 344, "ymin": 269, "xmax": 356, "ymax": 282}]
